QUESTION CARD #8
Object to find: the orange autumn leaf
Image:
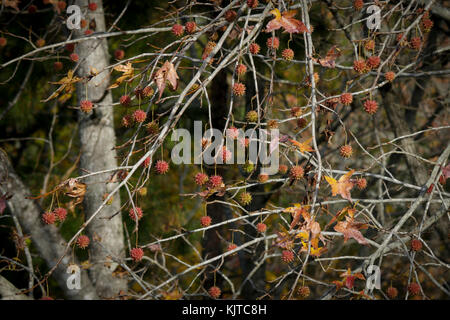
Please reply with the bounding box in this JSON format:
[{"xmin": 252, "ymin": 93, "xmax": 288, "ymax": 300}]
[
  {"xmin": 339, "ymin": 268, "xmax": 365, "ymax": 289},
  {"xmin": 324, "ymin": 170, "xmax": 355, "ymax": 202},
  {"xmin": 289, "ymin": 138, "xmax": 314, "ymax": 153},
  {"xmin": 109, "ymin": 62, "xmax": 134, "ymax": 89},
  {"xmin": 334, "ymin": 215, "xmax": 369, "ymax": 245},
  {"xmin": 265, "ymin": 9, "xmax": 309, "ymax": 34},
  {"xmin": 42, "ymin": 70, "xmax": 82, "ymax": 102}
]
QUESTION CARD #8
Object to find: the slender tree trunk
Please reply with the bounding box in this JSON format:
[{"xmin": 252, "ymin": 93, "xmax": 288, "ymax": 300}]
[
  {"xmin": 0, "ymin": 152, "xmax": 98, "ymax": 299},
  {"xmin": 74, "ymin": 0, "xmax": 127, "ymax": 298}
]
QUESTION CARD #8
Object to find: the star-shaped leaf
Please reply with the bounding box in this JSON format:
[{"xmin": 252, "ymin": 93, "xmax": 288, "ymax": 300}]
[
  {"xmin": 265, "ymin": 9, "xmax": 309, "ymax": 34},
  {"xmin": 324, "ymin": 170, "xmax": 355, "ymax": 202},
  {"xmin": 289, "ymin": 137, "xmax": 314, "ymax": 153},
  {"xmin": 334, "ymin": 215, "xmax": 369, "ymax": 245}
]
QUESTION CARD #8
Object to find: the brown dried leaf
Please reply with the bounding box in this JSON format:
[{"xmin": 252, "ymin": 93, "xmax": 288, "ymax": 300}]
[{"xmin": 153, "ymin": 61, "xmax": 179, "ymax": 102}]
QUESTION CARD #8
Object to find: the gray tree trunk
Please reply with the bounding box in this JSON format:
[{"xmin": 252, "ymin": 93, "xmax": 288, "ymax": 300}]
[
  {"xmin": 0, "ymin": 151, "xmax": 98, "ymax": 299},
  {"xmin": 74, "ymin": 0, "xmax": 127, "ymax": 298}
]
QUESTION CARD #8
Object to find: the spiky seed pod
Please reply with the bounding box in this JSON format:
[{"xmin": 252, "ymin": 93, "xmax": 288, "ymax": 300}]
[
  {"xmin": 239, "ymin": 138, "xmax": 250, "ymax": 148},
  {"xmin": 70, "ymin": 53, "xmax": 79, "ymax": 62},
  {"xmin": 194, "ymin": 172, "xmax": 209, "ymax": 186},
  {"xmin": 385, "ymin": 71, "xmax": 395, "ymax": 82},
  {"xmin": 297, "ymin": 118, "xmax": 307, "ymax": 129},
  {"xmin": 225, "ymin": 10, "xmax": 237, "ymax": 22},
  {"xmin": 267, "ymin": 37, "xmax": 280, "ymax": 50},
  {"xmin": 233, "ymin": 82, "xmax": 246, "ymax": 96},
  {"xmin": 129, "ymin": 207, "xmax": 143, "ymax": 221},
  {"xmin": 257, "ymin": 223, "xmax": 267, "ymax": 233},
  {"xmin": 84, "ymin": 29, "xmax": 93, "ymax": 36},
  {"xmin": 298, "ymin": 286, "xmax": 311, "ymax": 298},
  {"xmin": 282, "ymin": 250, "xmax": 294, "ymax": 263},
  {"xmin": 258, "ymin": 173, "xmax": 269, "ymax": 183},
  {"xmin": 221, "ymin": 146, "xmax": 232, "ymax": 162},
  {"xmin": 353, "ymin": 59, "xmax": 367, "ymax": 74},
  {"xmin": 227, "ymin": 243, "xmax": 237, "ymax": 253},
  {"xmin": 421, "ymin": 18, "xmax": 433, "ymax": 32},
  {"xmin": 279, "ymin": 164, "xmax": 288, "ymax": 174},
  {"xmin": 208, "ymin": 286, "xmax": 221, "ymax": 299},
  {"xmin": 411, "ymin": 239, "xmax": 423, "ymax": 252},
  {"xmin": 28, "ymin": 5, "xmax": 37, "ymax": 13},
  {"xmin": 243, "ymin": 162, "xmax": 255, "ymax": 173},
  {"xmin": 171, "ymin": 24, "xmax": 184, "ymax": 37},
  {"xmin": 282, "ymin": 48, "xmax": 294, "ymax": 61},
  {"xmin": 88, "ymin": 2, "xmax": 97, "ymax": 11},
  {"xmin": 239, "ymin": 192, "xmax": 253, "ymax": 206},
  {"xmin": 356, "ymin": 178, "xmax": 367, "ymax": 190},
  {"xmin": 0, "ymin": 37, "xmax": 7, "ymax": 47},
  {"xmin": 340, "ymin": 145, "xmax": 353, "ymax": 158},
  {"xmin": 226, "ymin": 127, "xmax": 239, "ymax": 140},
  {"xmin": 36, "ymin": 38, "xmax": 46, "ymax": 48},
  {"xmin": 155, "ymin": 160, "xmax": 169, "ymax": 174},
  {"xmin": 408, "ymin": 283, "xmax": 420, "ymax": 296},
  {"xmin": 54, "ymin": 61, "xmax": 63, "ymax": 71},
  {"xmin": 200, "ymin": 215, "xmax": 212, "ymax": 227},
  {"xmin": 114, "ymin": 49, "xmax": 125, "ymax": 60},
  {"xmin": 119, "ymin": 95, "xmax": 131, "ymax": 106},
  {"xmin": 340, "ymin": 93, "xmax": 353, "ymax": 106},
  {"xmin": 267, "ymin": 120, "xmax": 278, "ymax": 129},
  {"xmin": 76, "ymin": 235, "xmax": 90, "ymax": 249},
  {"xmin": 133, "ymin": 110, "xmax": 146, "ymax": 123},
  {"xmin": 364, "ymin": 39, "xmax": 375, "ymax": 51},
  {"xmin": 185, "ymin": 21, "xmax": 197, "ymax": 34},
  {"xmin": 209, "ymin": 175, "xmax": 223, "ymax": 188},
  {"xmin": 289, "ymin": 166, "xmax": 304, "ymax": 180},
  {"xmin": 146, "ymin": 121, "xmax": 159, "ymax": 135},
  {"xmin": 305, "ymin": 72, "xmax": 319, "ymax": 87},
  {"xmin": 367, "ymin": 55, "xmax": 381, "ymax": 69},
  {"xmin": 142, "ymin": 86, "xmax": 154, "ymax": 97},
  {"xmin": 290, "ymin": 107, "xmax": 302, "ymax": 117},
  {"xmin": 387, "ymin": 286, "xmax": 398, "ymax": 299},
  {"xmin": 121, "ymin": 115, "xmax": 133, "ymax": 128},
  {"xmin": 246, "ymin": 110, "xmax": 258, "ymax": 122},
  {"xmin": 53, "ymin": 208, "xmax": 67, "ymax": 222},
  {"xmin": 142, "ymin": 157, "xmax": 151, "ymax": 168},
  {"xmin": 364, "ymin": 100, "xmax": 378, "ymax": 115},
  {"xmin": 236, "ymin": 64, "xmax": 247, "ymax": 76},
  {"xmin": 134, "ymin": 87, "xmax": 144, "ymax": 99},
  {"xmin": 249, "ymin": 43, "xmax": 260, "ymax": 55},
  {"xmin": 130, "ymin": 248, "xmax": 144, "ymax": 262},
  {"xmin": 42, "ymin": 212, "xmax": 56, "ymax": 225},
  {"xmin": 353, "ymin": 0, "xmax": 363, "ymax": 10},
  {"xmin": 410, "ymin": 37, "xmax": 421, "ymax": 50},
  {"xmin": 65, "ymin": 43, "xmax": 75, "ymax": 52},
  {"xmin": 138, "ymin": 187, "xmax": 147, "ymax": 196},
  {"xmin": 247, "ymin": 0, "xmax": 258, "ymax": 9},
  {"xmin": 80, "ymin": 100, "xmax": 93, "ymax": 113}
]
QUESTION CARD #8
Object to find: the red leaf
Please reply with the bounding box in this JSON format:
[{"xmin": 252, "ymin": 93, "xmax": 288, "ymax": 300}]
[{"xmin": 334, "ymin": 216, "xmax": 369, "ymax": 245}]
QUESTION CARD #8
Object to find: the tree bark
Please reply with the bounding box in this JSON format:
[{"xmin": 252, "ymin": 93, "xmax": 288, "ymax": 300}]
[
  {"xmin": 0, "ymin": 151, "xmax": 98, "ymax": 299},
  {"xmin": 74, "ymin": 0, "xmax": 127, "ymax": 298}
]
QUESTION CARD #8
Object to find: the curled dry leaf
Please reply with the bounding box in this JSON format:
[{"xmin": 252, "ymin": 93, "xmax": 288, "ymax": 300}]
[
  {"xmin": 153, "ymin": 61, "xmax": 179, "ymax": 102},
  {"xmin": 265, "ymin": 9, "xmax": 309, "ymax": 34},
  {"xmin": 312, "ymin": 45, "xmax": 341, "ymax": 68},
  {"xmin": 108, "ymin": 62, "xmax": 134, "ymax": 89}
]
